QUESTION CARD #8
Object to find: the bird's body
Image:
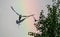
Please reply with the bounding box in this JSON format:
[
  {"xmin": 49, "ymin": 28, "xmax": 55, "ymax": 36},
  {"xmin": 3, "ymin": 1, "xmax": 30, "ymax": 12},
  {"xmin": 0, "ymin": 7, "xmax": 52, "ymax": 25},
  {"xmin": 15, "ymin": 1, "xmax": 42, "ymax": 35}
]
[{"xmin": 16, "ymin": 18, "xmax": 26, "ymax": 24}]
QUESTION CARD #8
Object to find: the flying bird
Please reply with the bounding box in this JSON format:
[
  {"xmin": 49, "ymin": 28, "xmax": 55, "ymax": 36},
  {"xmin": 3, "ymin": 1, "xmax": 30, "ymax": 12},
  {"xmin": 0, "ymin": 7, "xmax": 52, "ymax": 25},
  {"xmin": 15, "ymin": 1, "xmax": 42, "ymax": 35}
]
[{"xmin": 11, "ymin": 6, "xmax": 34, "ymax": 24}]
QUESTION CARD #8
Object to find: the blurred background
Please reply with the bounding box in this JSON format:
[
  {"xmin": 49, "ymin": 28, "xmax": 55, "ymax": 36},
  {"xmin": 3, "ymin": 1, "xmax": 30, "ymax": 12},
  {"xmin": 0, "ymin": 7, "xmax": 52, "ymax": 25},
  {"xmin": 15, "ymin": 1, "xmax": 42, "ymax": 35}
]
[{"xmin": 0, "ymin": 0, "xmax": 52, "ymax": 37}]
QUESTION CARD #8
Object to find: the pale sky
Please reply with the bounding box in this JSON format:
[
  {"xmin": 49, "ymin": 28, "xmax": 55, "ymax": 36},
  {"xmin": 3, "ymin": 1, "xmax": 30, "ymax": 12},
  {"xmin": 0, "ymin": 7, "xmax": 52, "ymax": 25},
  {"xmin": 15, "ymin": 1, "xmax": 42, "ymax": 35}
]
[{"xmin": 0, "ymin": 0, "xmax": 52, "ymax": 37}]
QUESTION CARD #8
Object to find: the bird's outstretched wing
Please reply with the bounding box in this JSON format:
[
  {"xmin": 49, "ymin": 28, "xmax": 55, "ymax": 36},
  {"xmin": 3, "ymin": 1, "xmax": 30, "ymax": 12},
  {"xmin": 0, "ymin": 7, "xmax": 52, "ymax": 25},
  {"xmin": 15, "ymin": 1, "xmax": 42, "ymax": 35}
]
[
  {"xmin": 11, "ymin": 6, "xmax": 20, "ymax": 16},
  {"xmin": 23, "ymin": 14, "xmax": 34, "ymax": 17},
  {"xmin": 27, "ymin": 14, "xmax": 34, "ymax": 17},
  {"xmin": 22, "ymin": 14, "xmax": 34, "ymax": 17}
]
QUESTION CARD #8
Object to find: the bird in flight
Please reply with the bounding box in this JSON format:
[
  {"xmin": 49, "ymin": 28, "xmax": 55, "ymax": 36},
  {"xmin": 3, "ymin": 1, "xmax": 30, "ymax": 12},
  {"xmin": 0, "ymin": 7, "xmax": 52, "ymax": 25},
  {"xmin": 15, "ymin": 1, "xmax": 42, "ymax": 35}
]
[{"xmin": 11, "ymin": 6, "xmax": 34, "ymax": 25}]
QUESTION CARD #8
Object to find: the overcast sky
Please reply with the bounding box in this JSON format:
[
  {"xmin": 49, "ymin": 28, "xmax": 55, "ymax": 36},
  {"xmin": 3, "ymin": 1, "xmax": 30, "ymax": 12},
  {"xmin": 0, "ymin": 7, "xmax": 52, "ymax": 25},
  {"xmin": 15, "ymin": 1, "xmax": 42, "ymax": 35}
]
[{"xmin": 0, "ymin": 0, "xmax": 52, "ymax": 37}]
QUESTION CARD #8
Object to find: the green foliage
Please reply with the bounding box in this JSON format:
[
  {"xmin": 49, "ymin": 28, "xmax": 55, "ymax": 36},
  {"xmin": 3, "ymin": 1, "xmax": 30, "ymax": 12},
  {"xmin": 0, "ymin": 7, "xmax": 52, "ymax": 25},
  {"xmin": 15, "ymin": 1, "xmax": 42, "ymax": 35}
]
[
  {"xmin": 38, "ymin": 0, "xmax": 60, "ymax": 37},
  {"xmin": 41, "ymin": 5, "xmax": 57, "ymax": 37},
  {"xmin": 28, "ymin": 0, "xmax": 60, "ymax": 37}
]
